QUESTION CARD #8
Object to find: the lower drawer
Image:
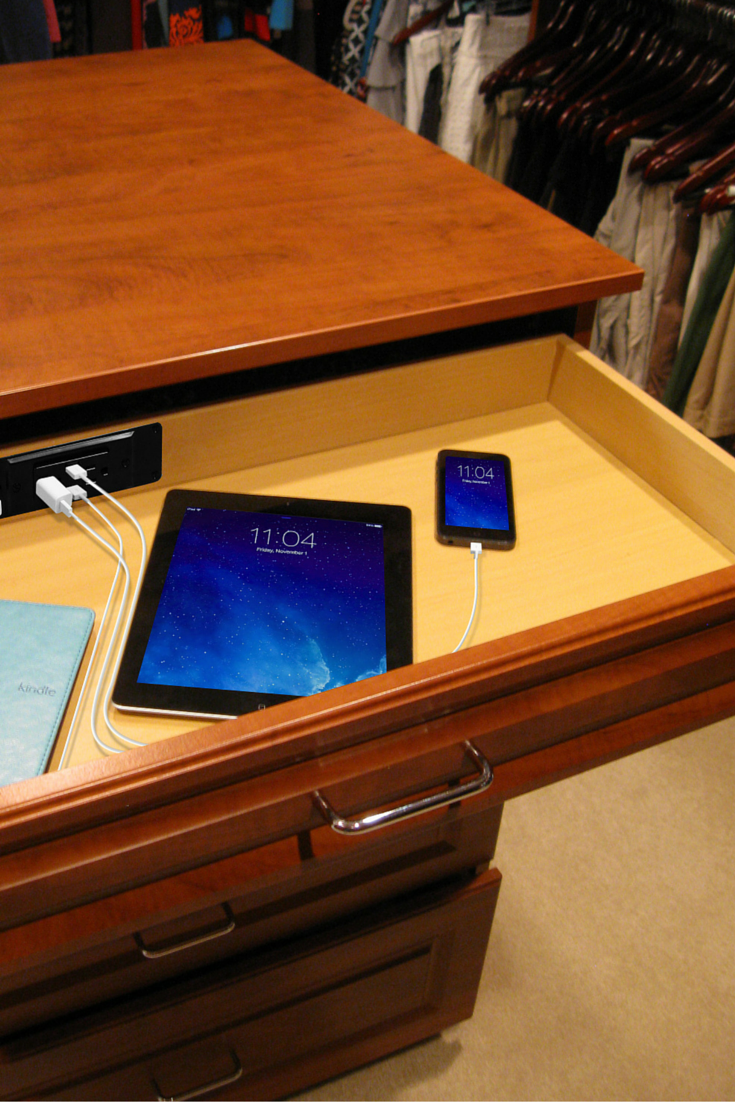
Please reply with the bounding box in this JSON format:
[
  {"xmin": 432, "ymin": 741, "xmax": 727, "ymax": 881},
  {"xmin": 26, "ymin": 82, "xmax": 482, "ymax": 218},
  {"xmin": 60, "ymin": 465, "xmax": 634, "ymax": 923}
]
[
  {"xmin": 2, "ymin": 869, "xmax": 501, "ymax": 1101},
  {"xmin": 0, "ymin": 799, "xmax": 502, "ymax": 1036}
]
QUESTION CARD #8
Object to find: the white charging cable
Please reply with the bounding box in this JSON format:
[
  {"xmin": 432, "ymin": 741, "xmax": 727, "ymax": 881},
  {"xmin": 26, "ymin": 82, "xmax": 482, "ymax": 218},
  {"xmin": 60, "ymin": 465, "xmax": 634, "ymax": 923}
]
[
  {"xmin": 453, "ymin": 541, "xmax": 483, "ymax": 652},
  {"xmin": 58, "ymin": 501, "xmax": 125, "ymax": 766},
  {"xmin": 36, "ymin": 475, "xmax": 132, "ymax": 756},
  {"xmin": 84, "ymin": 500, "xmax": 142, "ymax": 753},
  {"xmin": 71, "ymin": 504, "xmax": 133, "ymax": 755},
  {"xmin": 36, "ymin": 471, "xmax": 149, "ymax": 757},
  {"xmin": 65, "ymin": 465, "xmax": 148, "ymax": 750}
]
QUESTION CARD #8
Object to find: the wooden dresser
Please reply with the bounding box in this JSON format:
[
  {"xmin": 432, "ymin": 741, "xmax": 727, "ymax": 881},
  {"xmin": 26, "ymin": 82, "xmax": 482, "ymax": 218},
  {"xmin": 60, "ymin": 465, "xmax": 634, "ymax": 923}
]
[{"xmin": 4, "ymin": 38, "xmax": 733, "ymax": 1102}]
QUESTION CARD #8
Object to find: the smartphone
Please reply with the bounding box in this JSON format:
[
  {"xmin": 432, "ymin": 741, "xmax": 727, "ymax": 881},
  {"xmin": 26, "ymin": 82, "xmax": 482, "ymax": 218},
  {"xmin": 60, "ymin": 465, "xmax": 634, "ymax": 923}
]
[{"xmin": 435, "ymin": 449, "xmax": 516, "ymax": 550}]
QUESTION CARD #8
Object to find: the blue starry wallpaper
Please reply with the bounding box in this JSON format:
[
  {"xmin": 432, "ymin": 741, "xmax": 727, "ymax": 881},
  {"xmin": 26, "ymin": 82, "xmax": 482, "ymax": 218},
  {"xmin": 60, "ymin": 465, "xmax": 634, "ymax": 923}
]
[
  {"xmin": 445, "ymin": 456, "xmax": 510, "ymax": 530},
  {"xmin": 137, "ymin": 508, "xmax": 387, "ymax": 696}
]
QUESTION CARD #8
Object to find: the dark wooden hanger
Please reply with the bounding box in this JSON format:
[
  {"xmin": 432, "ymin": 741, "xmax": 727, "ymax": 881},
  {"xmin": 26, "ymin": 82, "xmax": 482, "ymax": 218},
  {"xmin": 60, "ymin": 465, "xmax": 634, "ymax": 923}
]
[
  {"xmin": 533, "ymin": 18, "xmax": 635, "ymax": 127},
  {"xmin": 700, "ymin": 167, "xmax": 735, "ymax": 212},
  {"xmin": 478, "ymin": 0, "xmax": 585, "ymax": 98},
  {"xmin": 565, "ymin": 31, "xmax": 684, "ymax": 141},
  {"xmin": 516, "ymin": 2, "xmax": 616, "ymax": 125},
  {"xmin": 673, "ymin": 136, "xmax": 735, "ymax": 201},
  {"xmin": 626, "ymin": 70, "xmax": 732, "ymax": 174},
  {"xmin": 641, "ymin": 74, "xmax": 735, "ymax": 181},
  {"xmin": 591, "ymin": 46, "xmax": 713, "ymax": 149},
  {"xmin": 556, "ymin": 25, "xmax": 656, "ymax": 137},
  {"xmin": 391, "ymin": 0, "xmax": 453, "ymax": 47}
]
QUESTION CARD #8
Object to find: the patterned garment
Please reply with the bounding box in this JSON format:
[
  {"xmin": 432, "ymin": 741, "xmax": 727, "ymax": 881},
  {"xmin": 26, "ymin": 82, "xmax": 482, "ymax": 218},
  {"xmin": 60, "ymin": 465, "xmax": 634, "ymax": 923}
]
[
  {"xmin": 169, "ymin": 1, "xmax": 204, "ymax": 44},
  {"xmin": 329, "ymin": 0, "xmax": 373, "ymax": 96}
]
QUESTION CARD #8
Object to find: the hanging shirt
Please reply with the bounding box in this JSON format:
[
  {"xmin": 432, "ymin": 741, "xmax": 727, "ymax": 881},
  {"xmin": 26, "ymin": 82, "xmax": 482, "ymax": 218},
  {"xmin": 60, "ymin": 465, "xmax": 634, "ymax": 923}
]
[
  {"xmin": 366, "ymin": 0, "xmax": 410, "ymax": 123},
  {"xmin": 0, "ymin": 0, "xmax": 52, "ymax": 61},
  {"xmin": 330, "ymin": 0, "xmax": 374, "ymax": 96},
  {"xmin": 169, "ymin": 0, "xmax": 204, "ymax": 44},
  {"xmin": 42, "ymin": 0, "xmax": 61, "ymax": 43}
]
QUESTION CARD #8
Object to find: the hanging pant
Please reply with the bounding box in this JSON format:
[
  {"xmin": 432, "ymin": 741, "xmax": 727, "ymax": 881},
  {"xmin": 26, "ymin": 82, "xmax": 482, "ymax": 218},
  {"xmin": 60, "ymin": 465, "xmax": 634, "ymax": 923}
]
[
  {"xmin": 590, "ymin": 139, "xmax": 651, "ymax": 374},
  {"xmin": 683, "ymin": 262, "xmax": 735, "ymax": 438},
  {"xmin": 405, "ymin": 29, "xmax": 442, "ymax": 132},
  {"xmin": 439, "ymin": 10, "xmax": 529, "ymax": 164}
]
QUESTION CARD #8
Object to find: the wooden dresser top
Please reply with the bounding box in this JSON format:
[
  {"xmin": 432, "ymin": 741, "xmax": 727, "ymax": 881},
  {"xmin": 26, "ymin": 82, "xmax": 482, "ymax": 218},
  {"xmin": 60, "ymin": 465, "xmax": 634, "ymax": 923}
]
[{"xmin": 0, "ymin": 39, "xmax": 640, "ymax": 417}]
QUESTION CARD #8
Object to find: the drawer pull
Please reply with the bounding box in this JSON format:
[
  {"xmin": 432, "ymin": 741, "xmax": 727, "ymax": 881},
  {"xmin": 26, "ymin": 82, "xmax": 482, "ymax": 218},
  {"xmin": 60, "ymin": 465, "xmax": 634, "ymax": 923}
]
[
  {"xmin": 313, "ymin": 740, "xmax": 493, "ymax": 835},
  {"xmin": 153, "ymin": 1049, "xmax": 243, "ymax": 1101},
  {"xmin": 135, "ymin": 904, "xmax": 236, "ymax": 960}
]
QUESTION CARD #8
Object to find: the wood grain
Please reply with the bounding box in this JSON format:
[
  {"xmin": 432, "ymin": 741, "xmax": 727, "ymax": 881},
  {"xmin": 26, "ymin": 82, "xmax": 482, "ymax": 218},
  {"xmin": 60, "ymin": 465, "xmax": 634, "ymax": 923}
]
[
  {"xmin": 0, "ymin": 802, "xmax": 502, "ymax": 1036},
  {"xmin": 0, "ymin": 40, "xmax": 641, "ymax": 417},
  {"xmin": 0, "ymin": 871, "xmax": 500, "ymax": 1101},
  {"xmin": 1, "ymin": 603, "xmax": 735, "ymax": 929},
  {"xmin": 550, "ymin": 337, "xmax": 735, "ymax": 551}
]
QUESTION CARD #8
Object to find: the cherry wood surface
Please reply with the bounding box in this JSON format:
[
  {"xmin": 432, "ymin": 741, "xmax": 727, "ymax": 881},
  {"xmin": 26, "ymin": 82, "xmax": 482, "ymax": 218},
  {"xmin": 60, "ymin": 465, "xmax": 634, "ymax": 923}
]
[
  {"xmin": 1, "ymin": 870, "xmax": 501, "ymax": 1101},
  {"xmin": 0, "ymin": 40, "xmax": 719, "ymax": 1101},
  {"xmin": 0, "ymin": 39, "xmax": 640, "ymax": 418},
  {"xmin": 1, "ymin": 566, "xmax": 735, "ymax": 932},
  {"xmin": 0, "ymin": 800, "xmax": 503, "ymax": 1035}
]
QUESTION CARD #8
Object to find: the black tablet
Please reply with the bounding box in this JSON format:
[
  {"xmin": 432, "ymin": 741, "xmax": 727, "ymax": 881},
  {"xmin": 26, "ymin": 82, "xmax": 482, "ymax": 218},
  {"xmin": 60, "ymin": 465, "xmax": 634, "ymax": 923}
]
[{"xmin": 113, "ymin": 489, "xmax": 413, "ymax": 719}]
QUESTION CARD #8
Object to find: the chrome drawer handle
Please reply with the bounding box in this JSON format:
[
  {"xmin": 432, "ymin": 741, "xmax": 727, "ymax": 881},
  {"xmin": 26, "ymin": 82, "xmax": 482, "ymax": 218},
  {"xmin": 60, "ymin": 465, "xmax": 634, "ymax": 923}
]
[
  {"xmin": 135, "ymin": 904, "xmax": 236, "ymax": 960},
  {"xmin": 313, "ymin": 741, "xmax": 493, "ymax": 835},
  {"xmin": 153, "ymin": 1049, "xmax": 243, "ymax": 1101}
]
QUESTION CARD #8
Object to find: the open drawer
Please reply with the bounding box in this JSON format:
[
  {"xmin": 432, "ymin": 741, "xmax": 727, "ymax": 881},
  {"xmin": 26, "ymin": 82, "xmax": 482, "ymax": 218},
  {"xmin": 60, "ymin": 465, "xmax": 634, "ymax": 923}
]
[{"xmin": 2, "ymin": 334, "xmax": 735, "ymax": 929}]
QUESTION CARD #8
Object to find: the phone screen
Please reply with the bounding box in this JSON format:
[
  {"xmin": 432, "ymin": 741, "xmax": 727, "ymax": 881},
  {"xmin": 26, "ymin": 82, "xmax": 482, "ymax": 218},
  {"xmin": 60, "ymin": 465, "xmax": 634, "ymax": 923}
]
[{"xmin": 436, "ymin": 450, "xmax": 516, "ymax": 549}]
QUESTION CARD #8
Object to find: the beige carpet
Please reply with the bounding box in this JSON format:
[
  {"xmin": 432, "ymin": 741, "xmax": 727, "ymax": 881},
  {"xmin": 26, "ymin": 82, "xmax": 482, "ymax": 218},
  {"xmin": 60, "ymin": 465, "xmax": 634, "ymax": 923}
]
[{"xmin": 297, "ymin": 716, "xmax": 735, "ymax": 1101}]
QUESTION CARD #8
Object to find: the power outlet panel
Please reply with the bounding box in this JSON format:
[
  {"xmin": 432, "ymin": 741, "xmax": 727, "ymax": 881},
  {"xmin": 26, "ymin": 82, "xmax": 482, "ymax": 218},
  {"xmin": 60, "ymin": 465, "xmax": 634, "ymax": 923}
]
[{"xmin": 0, "ymin": 423, "xmax": 162, "ymax": 519}]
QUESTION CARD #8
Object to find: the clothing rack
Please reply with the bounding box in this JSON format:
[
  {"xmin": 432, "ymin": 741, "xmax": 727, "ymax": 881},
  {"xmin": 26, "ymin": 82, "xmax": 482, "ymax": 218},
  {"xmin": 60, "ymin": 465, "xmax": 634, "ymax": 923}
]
[
  {"xmin": 531, "ymin": 0, "xmax": 735, "ymax": 48},
  {"xmin": 482, "ymin": 0, "xmax": 735, "ymax": 438},
  {"xmin": 667, "ymin": 0, "xmax": 735, "ymax": 44}
]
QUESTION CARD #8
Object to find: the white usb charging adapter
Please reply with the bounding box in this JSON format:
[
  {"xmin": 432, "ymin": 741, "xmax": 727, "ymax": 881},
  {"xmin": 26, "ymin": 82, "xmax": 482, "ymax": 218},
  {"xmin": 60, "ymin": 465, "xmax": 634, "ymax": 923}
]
[{"xmin": 35, "ymin": 476, "xmax": 76, "ymax": 516}]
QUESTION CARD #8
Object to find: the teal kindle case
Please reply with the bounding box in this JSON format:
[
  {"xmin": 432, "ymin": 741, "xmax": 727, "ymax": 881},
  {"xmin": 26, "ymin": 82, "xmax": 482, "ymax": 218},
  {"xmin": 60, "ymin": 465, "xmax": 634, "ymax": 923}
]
[{"xmin": 0, "ymin": 600, "xmax": 94, "ymax": 788}]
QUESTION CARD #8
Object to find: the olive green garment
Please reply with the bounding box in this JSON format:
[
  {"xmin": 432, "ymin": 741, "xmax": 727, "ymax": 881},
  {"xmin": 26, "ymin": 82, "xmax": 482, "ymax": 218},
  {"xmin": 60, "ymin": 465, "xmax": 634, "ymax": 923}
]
[
  {"xmin": 683, "ymin": 261, "xmax": 735, "ymax": 438},
  {"xmin": 662, "ymin": 212, "xmax": 735, "ymax": 415}
]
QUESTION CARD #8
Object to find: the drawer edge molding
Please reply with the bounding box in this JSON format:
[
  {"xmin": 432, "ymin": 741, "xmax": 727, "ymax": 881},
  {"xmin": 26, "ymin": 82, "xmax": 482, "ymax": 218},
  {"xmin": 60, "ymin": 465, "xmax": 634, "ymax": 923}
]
[
  {"xmin": 0, "ymin": 615, "xmax": 734, "ymax": 929},
  {"xmin": 1, "ymin": 565, "xmax": 735, "ymax": 854}
]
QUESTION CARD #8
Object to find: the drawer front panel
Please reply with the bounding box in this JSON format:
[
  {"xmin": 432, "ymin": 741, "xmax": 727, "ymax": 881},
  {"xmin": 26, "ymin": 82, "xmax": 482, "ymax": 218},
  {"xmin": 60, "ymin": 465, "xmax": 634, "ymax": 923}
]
[
  {"xmin": 4, "ymin": 870, "xmax": 501, "ymax": 1101},
  {"xmin": 4, "ymin": 599, "xmax": 735, "ymax": 935},
  {"xmin": 0, "ymin": 801, "xmax": 501, "ymax": 1036}
]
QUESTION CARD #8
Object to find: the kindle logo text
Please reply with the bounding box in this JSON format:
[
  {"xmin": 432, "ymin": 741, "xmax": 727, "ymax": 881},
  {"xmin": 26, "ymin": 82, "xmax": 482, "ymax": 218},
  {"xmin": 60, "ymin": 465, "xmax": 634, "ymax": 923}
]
[{"xmin": 17, "ymin": 682, "xmax": 56, "ymax": 697}]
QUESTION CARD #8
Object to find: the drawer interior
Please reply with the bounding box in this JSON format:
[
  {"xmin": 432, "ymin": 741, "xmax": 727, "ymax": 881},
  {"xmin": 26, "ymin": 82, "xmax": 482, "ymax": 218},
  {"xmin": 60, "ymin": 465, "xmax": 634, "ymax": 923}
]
[{"xmin": 1, "ymin": 335, "xmax": 734, "ymax": 772}]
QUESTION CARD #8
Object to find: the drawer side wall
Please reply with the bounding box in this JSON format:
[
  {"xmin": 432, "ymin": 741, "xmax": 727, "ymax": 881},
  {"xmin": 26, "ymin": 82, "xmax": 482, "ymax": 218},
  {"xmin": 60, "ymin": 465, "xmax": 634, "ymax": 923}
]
[{"xmin": 549, "ymin": 337, "xmax": 735, "ymax": 553}]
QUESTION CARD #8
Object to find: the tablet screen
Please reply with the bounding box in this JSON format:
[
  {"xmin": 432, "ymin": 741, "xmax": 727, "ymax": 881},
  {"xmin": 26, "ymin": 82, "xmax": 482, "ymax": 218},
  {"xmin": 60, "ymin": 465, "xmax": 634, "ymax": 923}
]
[
  {"xmin": 114, "ymin": 490, "xmax": 412, "ymax": 718},
  {"xmin": 138, "ymin": 507, "xmax": 388, "ymax": 696}
]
